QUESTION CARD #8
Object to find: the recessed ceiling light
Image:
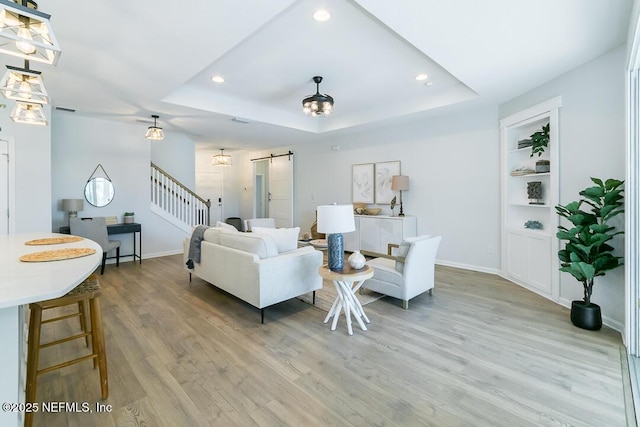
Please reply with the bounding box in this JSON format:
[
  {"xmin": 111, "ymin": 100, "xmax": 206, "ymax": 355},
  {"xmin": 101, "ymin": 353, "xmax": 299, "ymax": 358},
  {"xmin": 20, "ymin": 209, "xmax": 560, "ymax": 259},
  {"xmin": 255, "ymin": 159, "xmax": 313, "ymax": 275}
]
[
  {"xmin": 313, "ymin": 9, "xmax": 331, "ymax": 22},
  {"xmin": 415, "ymin": 74, "xmax": 429, "ymax": 81},
  {"xmin": 211, "ymin": 75, "xmax": 224, "ymax": 83}
]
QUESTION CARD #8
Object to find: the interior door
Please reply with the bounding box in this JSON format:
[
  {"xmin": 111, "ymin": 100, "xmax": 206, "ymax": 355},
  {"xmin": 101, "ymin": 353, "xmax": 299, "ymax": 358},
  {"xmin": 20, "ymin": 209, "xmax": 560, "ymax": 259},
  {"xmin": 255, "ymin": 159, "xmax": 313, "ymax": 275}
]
[
  {"xmin": 268, "ymin": 155, "xmax": 293, "ymax": 228},
  {"xmin": 0, "ymin": 138, "xmax": 11, "ymax": 235},
  {"xmin": 195, "ymin": 171, "xmax": 223, "ymax": 225}
]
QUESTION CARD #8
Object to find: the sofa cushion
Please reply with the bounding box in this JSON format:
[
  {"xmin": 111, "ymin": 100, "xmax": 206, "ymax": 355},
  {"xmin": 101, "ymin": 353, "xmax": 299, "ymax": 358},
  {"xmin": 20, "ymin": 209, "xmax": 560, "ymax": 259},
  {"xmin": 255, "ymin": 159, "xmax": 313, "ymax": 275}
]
[
  {"xmin": 203, "ymin": 227, "xmax": 223, "ymax": 244},
  {"xmin": 219, "ymin": 232, "xmax": 278, "ymax": 259},
  {"xmin": 252, "ymin": 226, "xmax": 300, "ymax": 253},
  {"xmin": 216, "ymin": 221, "xmax": 238, "ymax": 232}
]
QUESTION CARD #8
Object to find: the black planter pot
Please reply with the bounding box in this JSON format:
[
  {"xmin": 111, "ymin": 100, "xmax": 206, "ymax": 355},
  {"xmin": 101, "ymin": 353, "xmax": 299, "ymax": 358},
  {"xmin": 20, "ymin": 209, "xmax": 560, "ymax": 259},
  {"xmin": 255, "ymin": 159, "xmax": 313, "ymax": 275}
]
[{"xmin": 570, "ymin": 300, "xmax": 602, "ymax": 331}]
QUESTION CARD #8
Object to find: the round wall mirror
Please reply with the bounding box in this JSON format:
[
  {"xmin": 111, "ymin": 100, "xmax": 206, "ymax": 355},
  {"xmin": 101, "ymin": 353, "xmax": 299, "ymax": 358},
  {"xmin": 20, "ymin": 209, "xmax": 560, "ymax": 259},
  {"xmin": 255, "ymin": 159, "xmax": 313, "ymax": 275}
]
[{"xmin": 84, "ymin": 177, "xmax": 114, "ymax": 207}]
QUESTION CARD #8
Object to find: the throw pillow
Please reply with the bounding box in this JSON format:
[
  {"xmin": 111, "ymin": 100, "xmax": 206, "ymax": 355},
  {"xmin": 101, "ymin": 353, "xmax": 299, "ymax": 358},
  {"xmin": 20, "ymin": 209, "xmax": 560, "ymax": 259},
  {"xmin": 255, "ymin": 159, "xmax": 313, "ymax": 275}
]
[
  {"xmin": 395, "ymin": 241, "xmax": 411, "ymax": 273},
  {"xmin": 251, "ymin": 226, "xmax": 300, "ymax": 253},
  {"xmin": 216, "ymin": 221, "xmax": 238, "ymax": 232}
]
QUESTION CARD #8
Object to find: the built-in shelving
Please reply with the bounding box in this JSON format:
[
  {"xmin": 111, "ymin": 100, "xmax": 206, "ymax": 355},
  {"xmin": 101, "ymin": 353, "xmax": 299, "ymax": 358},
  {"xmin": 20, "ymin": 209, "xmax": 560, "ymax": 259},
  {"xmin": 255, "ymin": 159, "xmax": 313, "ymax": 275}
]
[{"xmin": 500, "ymin": 97, "xmax": 561, "ymax": 301}]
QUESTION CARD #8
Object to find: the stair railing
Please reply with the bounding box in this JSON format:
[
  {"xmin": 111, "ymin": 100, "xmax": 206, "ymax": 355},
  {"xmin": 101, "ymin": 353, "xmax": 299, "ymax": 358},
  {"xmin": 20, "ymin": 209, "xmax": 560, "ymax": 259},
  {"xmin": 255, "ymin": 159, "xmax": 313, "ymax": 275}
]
[{"xmin": 150, "ymin": 162, "xmax": 211, "ymax": 227}]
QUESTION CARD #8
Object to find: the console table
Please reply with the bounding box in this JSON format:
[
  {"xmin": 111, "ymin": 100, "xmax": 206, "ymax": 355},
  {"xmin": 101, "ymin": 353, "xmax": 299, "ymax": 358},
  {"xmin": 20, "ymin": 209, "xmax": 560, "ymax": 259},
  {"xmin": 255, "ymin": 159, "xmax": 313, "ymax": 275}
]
[
  {"xmin": 59, "ymin": 222, "xmax": 142, "ymax": 264},
  {"xmin": 344, "ymin": 215, "xmax": 416, "ymax": 254}
]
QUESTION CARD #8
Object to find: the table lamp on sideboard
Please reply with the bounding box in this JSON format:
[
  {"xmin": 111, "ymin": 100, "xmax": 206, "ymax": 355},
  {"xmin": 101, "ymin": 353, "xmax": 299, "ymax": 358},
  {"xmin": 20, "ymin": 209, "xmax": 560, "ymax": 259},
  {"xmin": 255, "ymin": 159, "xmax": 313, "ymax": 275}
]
[
  {"xmin": 317, "ymin": 203, "xmax": 355, "ymax": 272},
  {"xmin": 391, "ymin": 175, "xmax": 409, "ymax": 216}
]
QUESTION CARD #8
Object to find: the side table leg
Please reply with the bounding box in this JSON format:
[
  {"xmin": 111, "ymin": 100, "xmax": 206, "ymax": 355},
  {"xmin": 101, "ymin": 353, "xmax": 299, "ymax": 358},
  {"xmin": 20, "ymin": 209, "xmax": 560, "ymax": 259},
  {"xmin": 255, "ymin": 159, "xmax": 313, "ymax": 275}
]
[
  {"xmin": 324, "ymin": 296, "xmax": 340, "ymax": 324},
  {"xmin": 342, "ymin": 283, "xmax": 367, "ymax": 331}
]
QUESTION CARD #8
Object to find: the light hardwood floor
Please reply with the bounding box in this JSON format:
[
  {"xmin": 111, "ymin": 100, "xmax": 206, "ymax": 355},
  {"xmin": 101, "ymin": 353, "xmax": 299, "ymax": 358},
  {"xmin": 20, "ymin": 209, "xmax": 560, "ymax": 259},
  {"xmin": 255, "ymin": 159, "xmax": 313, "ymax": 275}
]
[{"xmin": 32, "ymin": 255, "xmax": 633, "ymax": 426}]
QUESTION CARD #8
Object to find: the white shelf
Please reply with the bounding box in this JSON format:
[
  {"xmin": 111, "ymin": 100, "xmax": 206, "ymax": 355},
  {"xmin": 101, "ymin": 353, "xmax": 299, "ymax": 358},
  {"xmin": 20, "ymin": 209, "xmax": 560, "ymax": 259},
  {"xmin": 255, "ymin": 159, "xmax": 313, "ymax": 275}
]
[
  {"xmin": 510, "ymin": 203, "xmax": 551, "ymax": 208},
  {"xmin": 510, "ymin": 172, "xmax": 550, "ymax": 178},
  {"xmin": 501, "ymin": 97, "xmax": 561, "ymax": 302},
  {"xmin": 510, "ymin": 147, "xmax": 534, "ymax": 154}
]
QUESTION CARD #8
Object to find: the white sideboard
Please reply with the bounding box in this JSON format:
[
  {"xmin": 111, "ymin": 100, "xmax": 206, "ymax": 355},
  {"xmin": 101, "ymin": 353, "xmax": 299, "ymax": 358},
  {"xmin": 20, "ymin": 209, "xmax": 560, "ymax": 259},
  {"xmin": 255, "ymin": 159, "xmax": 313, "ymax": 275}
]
[{"xmin": 344, "ymin": 215, "xmax": 417, "ymax": 254}]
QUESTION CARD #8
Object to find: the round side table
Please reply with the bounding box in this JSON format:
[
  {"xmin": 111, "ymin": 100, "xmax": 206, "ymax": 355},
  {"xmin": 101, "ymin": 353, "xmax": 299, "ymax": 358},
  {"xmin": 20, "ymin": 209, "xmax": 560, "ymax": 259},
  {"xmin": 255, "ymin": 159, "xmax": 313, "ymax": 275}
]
[{"xmin": 319, "ymin": 264, "xmax": 374, "ymax": 335}]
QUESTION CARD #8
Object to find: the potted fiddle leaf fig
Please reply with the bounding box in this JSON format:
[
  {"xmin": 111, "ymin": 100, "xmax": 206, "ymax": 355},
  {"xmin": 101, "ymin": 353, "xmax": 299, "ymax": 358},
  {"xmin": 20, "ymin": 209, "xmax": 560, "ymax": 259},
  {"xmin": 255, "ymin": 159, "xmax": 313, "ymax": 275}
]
[
  {"xmin": 555, "ymin": 178, "xmax": 624, "ymax": 330},
  {"xmin": 530, "ymin": 123, "xmax": 550, "ymax": 157}
]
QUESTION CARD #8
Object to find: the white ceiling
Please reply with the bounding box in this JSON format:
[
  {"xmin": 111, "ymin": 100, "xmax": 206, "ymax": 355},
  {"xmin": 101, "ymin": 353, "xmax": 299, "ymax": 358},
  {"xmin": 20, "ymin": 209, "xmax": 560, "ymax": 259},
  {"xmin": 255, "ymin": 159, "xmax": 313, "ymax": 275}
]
[{"xmin": 16, "ymin": 0, "xmax": 633, "ymax": 151}]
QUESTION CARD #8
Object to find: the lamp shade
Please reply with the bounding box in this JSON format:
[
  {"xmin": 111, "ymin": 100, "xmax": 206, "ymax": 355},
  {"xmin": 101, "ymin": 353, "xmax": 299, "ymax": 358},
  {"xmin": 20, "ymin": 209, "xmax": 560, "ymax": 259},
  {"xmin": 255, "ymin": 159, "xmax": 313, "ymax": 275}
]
[
  {"xmin": 317, "ymin": 204, "xmax": 355, "ymax": 234},
  {"xmin": 391, "ymin": 175, "xmax": 410, "ymax": 191},
  {"xmin": 61, "ymin": 198, "xmax": 83, "ymax": 212}
]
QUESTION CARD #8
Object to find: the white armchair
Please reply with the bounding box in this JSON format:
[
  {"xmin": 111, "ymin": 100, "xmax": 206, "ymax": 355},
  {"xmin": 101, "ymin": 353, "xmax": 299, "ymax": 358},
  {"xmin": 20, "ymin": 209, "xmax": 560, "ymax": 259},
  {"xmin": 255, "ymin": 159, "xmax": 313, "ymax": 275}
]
[
  {"xmin": 362, "ymin": 235, "xmax": 441, "ymax": 309},
  {"xmin": 244, "ymin": 218, "xmax": 276, "ymax": 232}
]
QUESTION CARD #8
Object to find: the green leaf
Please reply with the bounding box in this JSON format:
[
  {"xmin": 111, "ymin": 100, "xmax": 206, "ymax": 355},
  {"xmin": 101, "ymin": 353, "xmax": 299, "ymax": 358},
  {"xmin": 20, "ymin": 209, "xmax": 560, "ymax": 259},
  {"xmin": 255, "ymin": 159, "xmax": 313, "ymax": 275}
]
[
  {"xmin": 604, "ymin": 178, "xmax": 623, "ymax": 190},
  {"xmin": 591, "ymin": 177, "xmax": 604, "ymax": 187}
]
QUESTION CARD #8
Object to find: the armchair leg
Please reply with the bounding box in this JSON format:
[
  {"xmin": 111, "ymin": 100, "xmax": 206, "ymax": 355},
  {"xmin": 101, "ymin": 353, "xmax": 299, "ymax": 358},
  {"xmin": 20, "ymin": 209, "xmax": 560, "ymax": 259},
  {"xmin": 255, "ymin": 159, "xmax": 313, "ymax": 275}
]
[
  {"xmin": 312, "ymin": 291, "xmax": 316, "ymax": 305},
  {"xmin": 429, "ymin": 289, "xmax": 433, "ymax": 296},
  {"xmin": 402, "ymin": 300, "xmax": 409, "ymax": 310},
  {"xmin": 116, "ymin": 247, "xmax": 120, "ymax": 268}
]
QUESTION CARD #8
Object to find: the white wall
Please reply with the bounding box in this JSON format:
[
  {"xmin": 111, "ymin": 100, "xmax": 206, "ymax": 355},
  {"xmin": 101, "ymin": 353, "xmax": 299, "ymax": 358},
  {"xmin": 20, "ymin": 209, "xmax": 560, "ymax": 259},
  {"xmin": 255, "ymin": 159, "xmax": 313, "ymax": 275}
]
[
  {"xmin": 243, "ymin": 106, "xmax": 501, "ymax": 273},
  {"xmin": 0, "ymin": 104, "xmax": 52, "ymax": 233},
  {"xmin": 499, "ymin": 45, "xmax": 627, "ymax": 328},
  {"xmin": 51, "ymin": 112, "xmax": 196, "ymax": 259}
]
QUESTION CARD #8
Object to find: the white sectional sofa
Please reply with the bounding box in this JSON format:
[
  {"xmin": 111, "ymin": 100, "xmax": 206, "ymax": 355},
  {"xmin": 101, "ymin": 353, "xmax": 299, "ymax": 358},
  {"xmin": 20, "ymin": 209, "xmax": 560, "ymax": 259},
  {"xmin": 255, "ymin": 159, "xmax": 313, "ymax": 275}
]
[{"xmin": 183, "ymin": 226, "xmax": 323, "ymax": 322}]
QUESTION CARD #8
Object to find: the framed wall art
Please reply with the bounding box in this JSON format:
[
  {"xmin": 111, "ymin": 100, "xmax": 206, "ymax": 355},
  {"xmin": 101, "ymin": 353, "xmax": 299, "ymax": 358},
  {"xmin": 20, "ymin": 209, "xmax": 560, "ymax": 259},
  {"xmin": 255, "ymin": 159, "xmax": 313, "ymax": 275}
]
[
  {"xmin": 374, "ymin": 160, "xmax": 401, "ymax": 204},
  {"xmin": 352, "ymin": 163, "xmax": 374, "ymax": 203}
]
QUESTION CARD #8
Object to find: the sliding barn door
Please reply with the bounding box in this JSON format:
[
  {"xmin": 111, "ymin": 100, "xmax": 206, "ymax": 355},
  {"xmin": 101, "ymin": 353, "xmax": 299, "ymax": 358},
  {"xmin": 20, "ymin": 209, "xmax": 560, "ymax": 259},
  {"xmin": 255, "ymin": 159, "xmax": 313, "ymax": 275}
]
[{"xmin": 268, "ymin": 155, "xmax": 293, "ymax": 228}]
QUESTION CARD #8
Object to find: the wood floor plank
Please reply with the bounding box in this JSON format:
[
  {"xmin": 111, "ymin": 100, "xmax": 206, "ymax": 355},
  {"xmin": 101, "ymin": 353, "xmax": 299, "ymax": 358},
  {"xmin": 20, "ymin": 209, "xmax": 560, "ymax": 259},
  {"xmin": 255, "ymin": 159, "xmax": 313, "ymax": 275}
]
[{"xmin": 30, "ymin": 255, "xmax": 631, "ymax": 426}]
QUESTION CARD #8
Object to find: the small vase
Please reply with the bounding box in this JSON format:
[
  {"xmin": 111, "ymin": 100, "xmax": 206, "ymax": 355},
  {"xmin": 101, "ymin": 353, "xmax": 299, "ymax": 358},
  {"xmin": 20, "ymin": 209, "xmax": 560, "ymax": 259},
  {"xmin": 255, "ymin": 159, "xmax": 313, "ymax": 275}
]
[{"xmin": 348, "ymin": 250, "xmax": 366, "ymax": 270}]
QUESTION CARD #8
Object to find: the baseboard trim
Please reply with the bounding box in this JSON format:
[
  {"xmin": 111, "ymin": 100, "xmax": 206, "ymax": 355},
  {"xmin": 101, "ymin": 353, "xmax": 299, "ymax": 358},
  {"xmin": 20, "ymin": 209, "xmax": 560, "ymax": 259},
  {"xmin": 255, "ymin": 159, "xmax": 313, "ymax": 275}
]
[
  {"xmin": 435, "ymin": 259, "xmax": 500, "ymax": 275},
  {"xmin": 143, "ymin": 249, "xmax": 184, "ymax": 259}
]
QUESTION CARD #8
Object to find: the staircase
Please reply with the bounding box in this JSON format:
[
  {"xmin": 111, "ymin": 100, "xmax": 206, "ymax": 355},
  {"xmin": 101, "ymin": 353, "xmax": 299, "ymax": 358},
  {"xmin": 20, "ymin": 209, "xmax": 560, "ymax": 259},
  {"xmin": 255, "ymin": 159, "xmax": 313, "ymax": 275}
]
[{"xmin": 150, "ymin": 162, "xmax": 211, "ymax": 233}]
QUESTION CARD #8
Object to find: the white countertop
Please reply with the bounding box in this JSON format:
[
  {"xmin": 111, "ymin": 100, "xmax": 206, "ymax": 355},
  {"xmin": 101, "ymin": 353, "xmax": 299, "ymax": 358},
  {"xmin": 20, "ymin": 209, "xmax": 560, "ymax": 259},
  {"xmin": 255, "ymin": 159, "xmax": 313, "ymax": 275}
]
[{"xmin": 0, "ymin": 233, "xmax": 102, "ymax": 309}]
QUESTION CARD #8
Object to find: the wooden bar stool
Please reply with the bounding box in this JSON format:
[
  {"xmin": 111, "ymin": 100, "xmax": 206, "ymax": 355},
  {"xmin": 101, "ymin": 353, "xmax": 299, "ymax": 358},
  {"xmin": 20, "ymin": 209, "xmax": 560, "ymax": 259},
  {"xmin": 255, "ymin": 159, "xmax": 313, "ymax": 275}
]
[{"xmin": 24, "ymin": 274, "xmax": 108, "ymax": 427}]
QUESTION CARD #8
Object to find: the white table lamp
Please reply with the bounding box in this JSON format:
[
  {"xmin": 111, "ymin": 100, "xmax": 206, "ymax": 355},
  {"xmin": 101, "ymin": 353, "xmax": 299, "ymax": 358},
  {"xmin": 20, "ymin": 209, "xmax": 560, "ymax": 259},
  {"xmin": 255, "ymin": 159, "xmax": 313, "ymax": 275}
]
[
  {"xmin": 391, "ymin": 175, "xmax": 409, "ymax": 216},
  {"xmin": 317, "ymin": 203, "xmax": 355, "ymax": 271}
]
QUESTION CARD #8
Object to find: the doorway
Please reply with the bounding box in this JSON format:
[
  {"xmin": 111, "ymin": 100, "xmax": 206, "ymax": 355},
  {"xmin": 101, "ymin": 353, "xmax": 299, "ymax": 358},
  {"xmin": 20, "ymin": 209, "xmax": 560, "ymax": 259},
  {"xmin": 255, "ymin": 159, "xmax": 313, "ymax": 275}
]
[
  {"xmin": 0, "ymin": 137, "xmax": 14, "ymax": 235},
  {"xmin": 254, "ymin": 174, "xmax": 267, "ymax": 218},
  {"xmin": 195, "ymin": 171, "xmax": 223, "ymax": 225},
  {"xmin": 252, "ymin": 154, "xmax": 294, "ymax": 227}
]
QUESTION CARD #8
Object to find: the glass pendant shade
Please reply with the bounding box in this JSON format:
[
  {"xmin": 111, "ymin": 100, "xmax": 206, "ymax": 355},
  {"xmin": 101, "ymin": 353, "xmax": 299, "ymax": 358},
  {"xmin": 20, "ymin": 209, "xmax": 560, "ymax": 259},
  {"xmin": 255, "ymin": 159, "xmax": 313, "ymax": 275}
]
[
  {"xmin": 145, "ymin": 126, "xmax": 164, "ymax": 140},
  {"xmin": 0, "ymin": 0, "xmax": 61, "ymax": 65},
  {"xmin": 0, "ymin": 64, "xmax": 47, "ymax": 103},
  {"xmin": 10, "ymin": 100, "xmax": 46, "ymax": 125},
  {"xmin": 302, "ymin": 76, "xmax": 334, "ymax": 117},
  {"xmin": 212, "ymin": 148, "xmax": 232, "ymax": 166},
  {"xmin": 145, "ymin": 114, "xmax": 164, "ymax": 140}
]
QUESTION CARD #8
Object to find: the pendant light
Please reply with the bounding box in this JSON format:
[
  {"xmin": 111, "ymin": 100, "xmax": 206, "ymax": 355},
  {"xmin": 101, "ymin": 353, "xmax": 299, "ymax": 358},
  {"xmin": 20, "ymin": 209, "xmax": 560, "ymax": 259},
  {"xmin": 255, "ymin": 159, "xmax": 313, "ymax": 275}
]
[
  {"xmin": 212, "ymin": 148, "xmax": 232, "ymax": 166},
  {"xmin": 0, "ymin": 62, "xmax": 47, "ymax": 103},
  {"xmin": 145, "ymin": 114, "xmax": 164, "ymax": 140},
  {"xmin": 302, "ymin": 76, "xmax": 334, "ymax": 117},
  {"xmin": 10, "ymin": 100, "xmax": 46, "ymax": 124},
  {"xmin": 0, "ymin": 0, "xmax": 61, "ymax": 65}
]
